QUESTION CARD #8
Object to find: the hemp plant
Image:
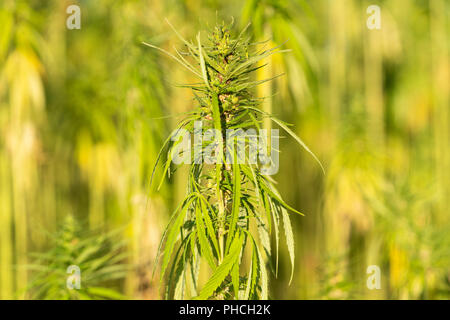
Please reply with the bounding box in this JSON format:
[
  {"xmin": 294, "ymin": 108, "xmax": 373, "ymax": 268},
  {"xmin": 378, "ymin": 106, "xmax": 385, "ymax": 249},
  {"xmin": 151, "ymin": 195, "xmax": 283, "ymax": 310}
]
[{"xmin": 144, "ymin": 20, "xmax": 322, "ymax": 300}]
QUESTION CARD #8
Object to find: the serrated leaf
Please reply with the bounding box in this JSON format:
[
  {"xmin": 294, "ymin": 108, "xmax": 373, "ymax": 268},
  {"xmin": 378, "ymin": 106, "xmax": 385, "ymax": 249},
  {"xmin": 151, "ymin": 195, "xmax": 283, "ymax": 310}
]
[
  {"xmin": 198, "ymin": 197, "xmax": 220, "ymax": 257},
  {"xmin": 256, "ymin": 245, "xmax": 268, "ymax": 300},
  {"xmin": 225, "ymin": 149, "xmax": 241, "ymax": 253},
  {"xmin": 153, "ymin": 194, "xmax": 194, "ymax": 278},
  {"xmin": 174, "ymin": 268, "xmax": 186, "ymax": 300},
  {"xmin": 231, "ymin": 261, "xmax": 240, "ymax": 299},
  {"xmin": 270, "ymin": 196, "xmax": 280, "ymax": 277},
  {"xmin": 250, "ymin": 243, "xmax": 259, "ymax": 299},
  {"xmin": 160, "ymin": 197, "xmax": 194, "ymax": 282},
  {"xmin": 242, "ymin": 255, "xmax": 253, "ymax": 300},
  {"xmin": 281, "ymin": 206, "xmax": 295, "ymax": 285},
  {"xmin": 195, "ymin": 234, "xmax": 244, "ymax": 300},
  {"xmin": 195, "ymin": 199, "xmax": 217, "ymax": 270},
  {"xmin": 256, "ymin": 215, "xmax": 271, "ymax": 258}
]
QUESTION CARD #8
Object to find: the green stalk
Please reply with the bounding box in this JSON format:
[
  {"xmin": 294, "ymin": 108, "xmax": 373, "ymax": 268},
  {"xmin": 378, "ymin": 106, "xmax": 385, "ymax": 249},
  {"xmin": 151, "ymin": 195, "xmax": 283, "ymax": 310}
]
[{"xmin": 211, "ymin": 93, "xmax": 226, "ymax": 262}]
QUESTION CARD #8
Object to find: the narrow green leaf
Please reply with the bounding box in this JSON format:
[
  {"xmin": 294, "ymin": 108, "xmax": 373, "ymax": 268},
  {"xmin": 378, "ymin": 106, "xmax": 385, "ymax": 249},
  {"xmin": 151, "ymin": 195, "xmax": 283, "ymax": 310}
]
[
  {"xmin": 243, "ymin": 255, "xmax": 253, "ymax": 300},
  {"xmin": 195, "ymin": 199, "xmax": 217, "ymax": 270},
  {"xmin": 281, "ymin": 207, "xmax": 295, "ymax": 285},
  {"xmin": 171, "ymin": 244, "xmax": 188, "ymax": 300},
  {"xmin": 198, "ymin": 198, "xmax": 220, "ymax": 257},
  {"xmin": 256, "ymin": 245, "xmax": 268, "ymax": 299},
  {"xmin": 195, "ymin": 234, "xmax": 244, "ymax": 299},
  {"xmin": 153, "ymin": 196, "xmax": 192, "ymax": 278},
  {"xmin": 142, "ymin": 42, "xmax": 202, "ymax": 78},
  {"xmin": 160, "ymin": 197, "xmax": 194, "ymax": 281},
  {"xmin": 165, "ymin": 19, "xmax": 199, "ymax": 54},
  {"xmin": 258, "ymin": 175, "xmax": 303, "ymax": 215},
  {"xmin": 197, "ymin": 33, "xmax": 210, "ymax": 89},
  {"xmin": 245, "ymin": 106, "xmax": 324, "ymax": 173},
  {"xmin": 231, "ymin": 261, "xmax": 240, "ymax": 299},
  {"xmin": 189, "ymin": 244, "xmax": 200, "ymax": 297},
  {"xmin": 174, "ymin": 268, "xmax": 186, "ymax": 300},
  {"xmin": 250, "ymin": 244, "xmax": 259, "ymax": 298},
  {"xmin": 225, "ymin": 149, "xmax": 241, "ymax": 253},
  {"xmin": 256, "ymin": 215, "xmax": 271, "ymax": 258},
  {"xmin": 270, "ymin": 196, "xmax": 280, "ymax": 277}
]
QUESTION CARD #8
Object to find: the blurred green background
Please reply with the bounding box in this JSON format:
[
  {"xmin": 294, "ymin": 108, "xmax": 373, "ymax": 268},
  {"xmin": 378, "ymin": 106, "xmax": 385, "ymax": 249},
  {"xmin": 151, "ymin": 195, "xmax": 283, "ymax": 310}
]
[{"xmin": 0, "ymin": 0, "xmax": 449, "ymax": 299}]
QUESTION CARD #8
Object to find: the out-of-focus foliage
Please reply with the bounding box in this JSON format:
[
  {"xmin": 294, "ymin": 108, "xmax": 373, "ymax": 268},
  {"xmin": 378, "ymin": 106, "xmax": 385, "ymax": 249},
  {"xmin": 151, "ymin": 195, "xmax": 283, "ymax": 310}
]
[
  {"xmin": 26, "ymin": 216, "xmax": 128, "ymax": 300},
  {"xmin": 0, "ymin": 0, "xmax": 448, "ymax": 300}
]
